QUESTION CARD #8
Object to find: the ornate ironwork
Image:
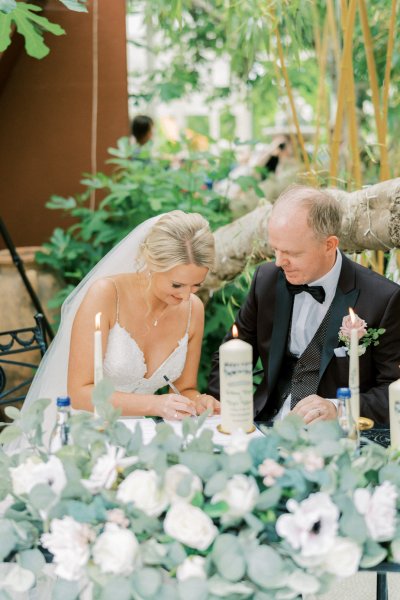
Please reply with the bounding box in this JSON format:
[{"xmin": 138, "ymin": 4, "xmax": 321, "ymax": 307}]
[{"xmin": 0, "ymin": 314, "xmax": 48, "ymax": 406}]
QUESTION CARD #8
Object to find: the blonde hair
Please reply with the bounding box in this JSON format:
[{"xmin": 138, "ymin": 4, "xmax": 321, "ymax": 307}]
[
  {"xmin": 273, "ymin": 184, "xmax": 343, "ymax": 239},
  {"xmin": 139, "ymin": 210, "xmax": 215, "ymax": 272}
]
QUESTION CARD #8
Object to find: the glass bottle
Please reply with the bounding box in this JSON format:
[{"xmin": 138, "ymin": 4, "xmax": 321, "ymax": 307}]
[
  {"xmin": 337, "ymin": 387, "xmax": 352, "ymax": 436},
  {"xmin": 49, "ymin": 396, "xmax": 71, "ymax": 452}
]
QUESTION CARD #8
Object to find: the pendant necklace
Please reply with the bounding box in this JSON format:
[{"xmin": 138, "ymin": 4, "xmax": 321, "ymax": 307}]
[{"xmin": 152, "ymin": 304, "xmax": 169, "ymax": 327}]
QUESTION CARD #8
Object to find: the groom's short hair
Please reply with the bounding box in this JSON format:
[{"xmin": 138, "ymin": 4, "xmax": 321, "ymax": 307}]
[{"xmin": 274, "ymin": 184, "xmax": 343, "ymax": 240}]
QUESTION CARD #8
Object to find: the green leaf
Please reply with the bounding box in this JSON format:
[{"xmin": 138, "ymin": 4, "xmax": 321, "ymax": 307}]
[
  {"xmin": 255, "ymin": 486, "xmax": 281, "ymax": 510},
  {"xmin": 204, "ymin": 471, "xmax": 228, "ymax": 496},
  {"xmin": 0, "ymin": 424, "xmax": 23, "ymax": 445},
  {"xmin": 132, "ymin": 568, "xmax": 162, "ymax": 597},
  {"xmin": 52, "ymin": 579, "xmax": 80, "ymax": 600},
  {"xmin": 212, "ymin": 534, "xmax": 246, "ymax": 582},
  {"xmin": 360, "ymin": 540, "xmax": 387, "ymax": 568},
  {"xmin": 28, "ymin": 484, "xmax": 56, "ymax": 511},
  {"xmin": 59, "ymin": 0, "xmax": 88, "ymax": 12},
  {"xmin": 4, "ymin": 406, "xmax": 20, "ymax": 421},
  {"xmin": 12, "ymin": 3, "xmax": 65, "ymax": 59},
  {"xmin": 247, "ymin": 545, "xmax": 286, "ymax": 589},
  {"xmin": 18, "ymin": 549, "xmax": 46, "ymax": 575},
  {"xmin": 0, "ymin": 1, "xmax": 16, "ymax": 15},
  {"xmin": 99, "ymin": 577, "xmax": 132, "ymax": 600},
  {"xmin": 178, "ymin": 579, "xmax": 208, "ymax": 600},
  {"xmin": 0, "ymin": 12, "xmax": 12, "ymax": 52},
  {"xmin": 0, "ymin": 520, "xmax": 17, "ymax": 561}
]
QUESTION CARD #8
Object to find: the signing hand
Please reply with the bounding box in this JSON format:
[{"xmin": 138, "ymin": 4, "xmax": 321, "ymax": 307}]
[
  {"xmin": 160, "ymin": 394, "xmax": 197, "ymax": 421},
  {"xmin": 291, "ymin": 394, "xmax": 337, "ymax": 424},
  {"xmin": 195, "ymin": 394, "xmax": 221, "ymax": 415}
]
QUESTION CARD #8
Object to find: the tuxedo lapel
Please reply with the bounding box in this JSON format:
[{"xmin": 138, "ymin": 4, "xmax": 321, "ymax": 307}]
[
  {"xmin": 268, "ymin": 271, "xmax": 293, "ymax": 391},
  {"xmin": 319, "ymin": 254, "xmax": 359, "ymax": 380}
]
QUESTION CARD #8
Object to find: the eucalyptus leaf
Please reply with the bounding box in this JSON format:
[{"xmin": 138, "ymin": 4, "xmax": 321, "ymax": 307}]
[
  {"xmin": 0, "ymin": 519, "xmax": 17, "ymax": 560},
  {"xmin": 28, "ymin": 484, "xmax": 56, "ymax": 512},
  {"xmin": 132, "ymin": 567, "xmax": 162, "ymax": 597},
  {"xmin": 18, "ymin": 548, "xmax": 46, "ymax": 575},
  {"xmin": 99, "ymin": 577, "xmax": 132, "ymax": 600},
  {"xmin": 247, "ymin": 545, "xmax": 286, "ymax": 589},
  {"xmin": 360, "ymin": 540, "xmax": 387, "ymax": 568},
  {"xmin": 212, "ymin": 534, "xmax": 246, "ymax": 581},
  {"xmin": 52, "ymin": 578, "xmax": 80, "ymax": 600},
  {"xmin": 178, "ymin": 578, "xmax": 208, "ymax": 600}
]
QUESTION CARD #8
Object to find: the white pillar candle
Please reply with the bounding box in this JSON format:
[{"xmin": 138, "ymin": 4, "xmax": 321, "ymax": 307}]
[
  {"xmin": 219, "ymin": 324, "xmax": 254, "ymax": 434},
  {"xmin": 94, "ymin": 312, "xmax": 103, "ymax": 386},
  {"xmin": 389, "ymin": 378, "xmax": 400, "ymax": 449},
  {"xmin": 348, "ymin": 309, "xmax": 360, "ymax": 426}
]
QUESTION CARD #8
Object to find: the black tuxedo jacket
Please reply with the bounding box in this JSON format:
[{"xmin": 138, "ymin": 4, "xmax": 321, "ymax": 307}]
[{"xmin": 208, "ymin": 254, "xmax": 400, "ymax": 425}]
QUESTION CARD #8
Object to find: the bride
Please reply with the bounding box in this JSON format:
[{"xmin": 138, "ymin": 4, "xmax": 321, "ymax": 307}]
[{"xmin": 21, "ymin": 210, "xmax": 220, "ymax": 442}]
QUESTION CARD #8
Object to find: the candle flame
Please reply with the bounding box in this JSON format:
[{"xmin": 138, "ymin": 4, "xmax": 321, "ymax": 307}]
[
  {"xmin": 349, "ymin": 307, "xmax": 356, "ymax": 324},
  {"xmin": 232, "ymin": 324, "xmax": 238, "ymax": 338},
  {"xmin": 95, "ymin": 312, "xmax": 102, "ymax": 330}
]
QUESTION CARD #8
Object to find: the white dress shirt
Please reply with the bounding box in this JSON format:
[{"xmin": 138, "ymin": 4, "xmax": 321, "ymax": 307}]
[{"xmin": 275, "ymin": 251, "xmax": 342, "ymax": 420}]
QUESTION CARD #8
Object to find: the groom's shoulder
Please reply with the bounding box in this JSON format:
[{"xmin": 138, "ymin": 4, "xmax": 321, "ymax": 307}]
[{"xmin": 253, "ymin": 261, "xmax": 280, "ymax": 287}]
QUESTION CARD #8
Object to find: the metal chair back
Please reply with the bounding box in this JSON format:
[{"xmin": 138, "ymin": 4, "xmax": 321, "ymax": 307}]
[{"xmin": 0, "ymin": 313, "xmax": 48, "ymax": 406}]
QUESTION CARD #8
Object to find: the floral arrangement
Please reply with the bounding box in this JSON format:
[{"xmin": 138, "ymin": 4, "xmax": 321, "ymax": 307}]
[
  {"xmin": 0, "ymin": 380, "xmax": 399, "ymax": 599},
  {"xmin": 338, "ymin": 312, "xmax": 385, "ymax": 356}
]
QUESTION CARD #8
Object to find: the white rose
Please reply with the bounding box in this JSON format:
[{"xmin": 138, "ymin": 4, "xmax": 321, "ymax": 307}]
[
  {"xmin": 323, "ymin": 537, "xmax": 362, "ymax": 577},
  {"xmin": 212, "ymin": 475, "xmax": 259, "ymax": 520},
  {"xmin": 41, "ymin": 516, "xmax": 92, "ymax": 581},
  {"xmin": 10, "ymin": 456, "xmax": 66, "ymax": 496},
  {"xmin": 164, "ymin": 502, "xmax": 218, "ymax": 551},
  {"xmin": 82, "ymin": 445, "xmax": 137, "ymax": 494},
  {"xmin": 93, "ymin": 523, "xmax": 139, "ymax": 575},
  {"xmin": 164, "ymin": 464, "xmax": 202, "ymax": 504},
  {"xmin": 176, "ymin": 555, "xmax": 207, "ymax": 581},
  {"xmin": 116, "ymin": 469, "xmax": 168, "ymax": 517},
  {"xmin": 354, "ymin": 481, "xmax": 397, "ymax": 541}
]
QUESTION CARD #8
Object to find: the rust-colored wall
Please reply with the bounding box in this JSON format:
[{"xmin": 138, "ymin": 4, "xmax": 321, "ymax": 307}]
[{"xmin": 0, "ymin": 0, "xmax": 129, "ymax": 248}]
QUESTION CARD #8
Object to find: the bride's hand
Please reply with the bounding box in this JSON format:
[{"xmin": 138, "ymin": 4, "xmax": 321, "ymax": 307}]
[
  {"xmin": 195, "ymin": 394, "xmax": 220, "ymax": 415},
  {"xmin": 160, "ymin": 394, "xmax": 197, "ymax": 421}
]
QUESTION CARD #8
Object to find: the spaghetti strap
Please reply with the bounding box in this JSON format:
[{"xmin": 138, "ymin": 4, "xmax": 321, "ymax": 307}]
[
  {"xmin": 107, "ymin": 278, "xmax": 120, "ymax": 323},
  {"xmin": 185, "ymin": 297, "xmax": 192, "ymax": 335}
]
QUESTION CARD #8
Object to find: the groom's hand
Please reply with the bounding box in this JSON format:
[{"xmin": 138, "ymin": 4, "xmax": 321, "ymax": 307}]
[
  {"xmin": 291, "ymin": 394, "xmax": 337, "ymax": 424},
  {"xmin": 195, "ymin": 394, "xmax": 221, "ymax": 415}
]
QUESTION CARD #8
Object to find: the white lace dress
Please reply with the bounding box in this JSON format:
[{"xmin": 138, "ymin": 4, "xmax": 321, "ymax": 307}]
[{"xmin": 103, "ymin": 280, "xmax": 191, "ymax": 394}]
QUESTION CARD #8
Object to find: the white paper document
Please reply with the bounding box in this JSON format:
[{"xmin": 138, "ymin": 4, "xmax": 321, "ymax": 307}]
[{"xmin": 120, "ymin": 415, "xmax": 264, "ymax": 447}]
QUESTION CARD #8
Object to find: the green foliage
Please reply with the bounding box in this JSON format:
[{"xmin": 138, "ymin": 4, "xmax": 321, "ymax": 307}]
[
  {"xmin": 0, "ymin": 1, "xmax": 87, "ymax": 59},
  {"xmin": 1, "ymin": 394, "xmax": 399, "ymax": 597}
]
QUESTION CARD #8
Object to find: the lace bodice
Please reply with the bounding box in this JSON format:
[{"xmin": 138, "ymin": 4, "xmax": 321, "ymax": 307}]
[{"xmin": 103, "ymin": 280, "xmax": 191, "ymax": 394}]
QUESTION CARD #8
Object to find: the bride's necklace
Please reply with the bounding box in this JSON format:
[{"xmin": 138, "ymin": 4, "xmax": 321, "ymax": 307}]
[{"xmin": 150, "ymin": 304, "xmax": 169, "ymax": 327}]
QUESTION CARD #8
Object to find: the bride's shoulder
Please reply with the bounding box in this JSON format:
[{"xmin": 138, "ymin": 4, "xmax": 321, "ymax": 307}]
[{"xmin": 85, "ymin": 274, "xmax": 132, "ymax": 300}]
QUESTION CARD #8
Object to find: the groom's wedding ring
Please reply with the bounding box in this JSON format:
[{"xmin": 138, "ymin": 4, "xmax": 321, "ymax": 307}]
[{"xmin": 174, "ymin": 411, "xmax": 178, "ymax": 419}]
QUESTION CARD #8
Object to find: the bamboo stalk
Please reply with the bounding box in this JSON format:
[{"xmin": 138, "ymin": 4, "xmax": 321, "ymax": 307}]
[
  {"xmin": 329, "ymin": 0, "xmax": 357, "ymax": 183},
  {"xmin": 358, "ymin": 0, "xmax": 390, "ymax": 181},
  {"xmin": 340, "ymin": 0, "xmax": 362, "ymax": 188},
  {"xmin": 326, "ymin": 0, "xmax": 341, "ymax": 71},
  {"xmin": 312, "ymin": 15, "xmax": 329, "ymax": 168},
  {"xmin": 272, "ymin": 59, "xmax": 301, "ymax": 163},
  {"xmin": 275, "ymin": 27, "xmax": 313, "ymax": 176},
  {"xmin": 381, "ymin": 0, "xmax": 397, "ymax": 154}
]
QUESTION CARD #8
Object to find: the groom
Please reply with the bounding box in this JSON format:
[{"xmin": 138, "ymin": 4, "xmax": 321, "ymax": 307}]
[{"xmin": 208, "ymin": 185, "xmax": 400, "ymax": 425}]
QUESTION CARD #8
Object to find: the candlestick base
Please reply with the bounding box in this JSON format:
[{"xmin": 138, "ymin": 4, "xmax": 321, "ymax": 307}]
[
  {"xmin": 216, "ymin": 424, "xmax": 256, "ymax": 435},
  {"xmin": 357, "ymin": 417, "xmax": 374, "ymax": 431}
]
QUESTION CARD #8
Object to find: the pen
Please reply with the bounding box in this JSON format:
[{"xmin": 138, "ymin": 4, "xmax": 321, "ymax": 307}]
[{"xmin": 163, "ymin": 374, "xmax": 181, "ymax": 395}]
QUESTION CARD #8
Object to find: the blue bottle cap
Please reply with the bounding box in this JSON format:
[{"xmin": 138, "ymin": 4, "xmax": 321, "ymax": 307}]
[
  {"xmin": 336, "ymin": 387, "xmax": 351, "ymax": 399},
  {"xmin": 56, "ymin": 396, "xmax": 71, "ymax": 407}
]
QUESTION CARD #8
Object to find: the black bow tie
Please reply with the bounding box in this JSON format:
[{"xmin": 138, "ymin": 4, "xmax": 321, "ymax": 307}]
[{"xmin": 286, "ymin": 282, "xmax": 326, "ymax": 304}]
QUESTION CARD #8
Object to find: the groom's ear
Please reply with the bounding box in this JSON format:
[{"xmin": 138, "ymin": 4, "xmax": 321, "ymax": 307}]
[{"xmin": 325, "ymin": 235, "xmax": 339, "ymax": 253}]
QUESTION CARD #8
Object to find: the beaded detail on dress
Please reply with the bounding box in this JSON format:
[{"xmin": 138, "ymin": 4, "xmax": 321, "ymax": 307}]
[{"xmin": 102, "ymin": 279, "xmax": 191, "ymax": 394}]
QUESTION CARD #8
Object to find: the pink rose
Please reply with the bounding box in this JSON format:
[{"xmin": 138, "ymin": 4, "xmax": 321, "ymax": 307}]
[{"xmin": 339, "ymin": 314, "xmax": 367, "ymax": 341}]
